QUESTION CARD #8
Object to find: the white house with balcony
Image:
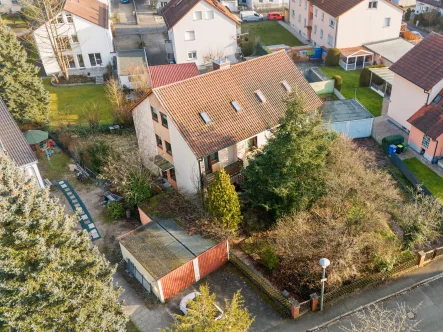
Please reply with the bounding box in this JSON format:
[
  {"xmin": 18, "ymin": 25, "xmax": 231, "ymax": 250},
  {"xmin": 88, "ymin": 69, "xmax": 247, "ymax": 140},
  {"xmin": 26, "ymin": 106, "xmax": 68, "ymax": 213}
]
[
  {"xmin": 0, "ymin": 0, "xmax": 20, "ymax": 13},
  {"xmin": 33, "ymin": 0, "xmax": 114, "ymax": 77},
  {"xmin": 162, "ymin": 0, "xmax": 240, "ymax": 68},
  {"xmin": 289, "ymin": 0, "xmax": 403, "ymax": 70},
  {"xmin": 131, "ymin": 51, "xmax": 322, "ymax": 195}
]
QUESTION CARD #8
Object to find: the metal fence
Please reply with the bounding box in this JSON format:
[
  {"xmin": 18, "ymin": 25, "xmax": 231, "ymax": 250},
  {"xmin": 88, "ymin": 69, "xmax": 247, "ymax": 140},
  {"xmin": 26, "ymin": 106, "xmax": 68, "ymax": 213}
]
[{"xmin": 390, "ymin": 153, "xmax": 432, "ymax": 196}]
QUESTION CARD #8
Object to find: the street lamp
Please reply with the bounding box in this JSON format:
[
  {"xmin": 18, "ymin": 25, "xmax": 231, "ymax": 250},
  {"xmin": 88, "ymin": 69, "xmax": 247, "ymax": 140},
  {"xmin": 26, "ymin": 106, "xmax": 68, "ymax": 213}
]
[{"xmin": 319, "ymin": 258, "xmax": 330, "ymax": 311}]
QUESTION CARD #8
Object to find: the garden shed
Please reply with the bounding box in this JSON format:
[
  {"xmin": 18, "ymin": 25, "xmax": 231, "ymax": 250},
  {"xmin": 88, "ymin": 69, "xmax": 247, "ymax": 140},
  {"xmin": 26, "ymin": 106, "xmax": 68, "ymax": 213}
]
[
  {"xmin": 322, "ymin": 100, "xmax": 374, "ymax": 138},
  {"xmin": 118, "ymin": 215, "xmax": 229, "ymax": 302}
]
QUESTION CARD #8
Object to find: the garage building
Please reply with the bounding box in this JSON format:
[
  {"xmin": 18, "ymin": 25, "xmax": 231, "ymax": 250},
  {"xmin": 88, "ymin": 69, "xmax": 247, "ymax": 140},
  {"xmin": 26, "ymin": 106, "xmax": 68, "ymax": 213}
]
[
  {"xmin": 322, "ymin": 99, "xmax": 374, "ymax": 138},
  {"xmin": 118, "ymin": 217, "xmax": 228, "ymax": 302}
]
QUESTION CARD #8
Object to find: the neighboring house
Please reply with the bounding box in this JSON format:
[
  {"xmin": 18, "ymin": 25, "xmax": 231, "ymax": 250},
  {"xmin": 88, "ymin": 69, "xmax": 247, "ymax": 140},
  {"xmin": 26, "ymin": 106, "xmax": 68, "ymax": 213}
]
[
  {"xmin": 148, "ymin": 63, "xmax": 200, "ymax": 88},
  {"xmin": 162, "ymin": 0, "xmax": 240, "ymax": 68},
  {"xmin": 407, "ymin": 90, "xmax": 443, "ymax": 161},
  {"xmin": 289, "ymin": 0, "xmax": 403, "ymax": 49},
  {"xmin": 0, "ymin": 0, "xmax": 20, "ymax": 13},
  {"xmin": 117, "ymin": 49, "xmax": 148, "ymax": 89},
  {"xmin": 391, "ymin": 0, "xmax": 416, "ymax": 7},
  {"xmin": 416, "ymin": 0, "xmax": 443, "ymax": 14},
  {"xmin": 118, "ymin": 208, "xmax": 228, "ymax": 302},
  {"xmin": 131, "ymin": 51, "xmax": 322, "ymax": 195},
  {"xmin": 33, "ymin": 0, "xmax": 114, "ymax": 76},
  {"xmin": 245, "ymin": 0, "xmax": 288, "ymax": 10},
  {"xmin": 387, "ymin": 32, "xmax": 443, "ymax": 130},
  {"xmin": 0, "ymin": 100, "xmax": 44, "ymax": 189},
  {"xmin": 220, "ymin": 0, "xmax": 238, "ymax": 12}
]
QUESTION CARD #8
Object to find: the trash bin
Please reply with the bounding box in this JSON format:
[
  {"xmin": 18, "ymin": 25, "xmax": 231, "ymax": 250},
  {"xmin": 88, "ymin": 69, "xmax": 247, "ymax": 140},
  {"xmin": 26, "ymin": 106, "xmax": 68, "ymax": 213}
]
[
  {"xmin": 396, "ymin": 144, "xmax": 404, "ymax": 154},
  {"xmin": 389, "ymin": 144, "xmax": 397, "ymax": 156},
  {"xmin": 403, "ymin": 143, "xmax": 408, "ymax": 152}
]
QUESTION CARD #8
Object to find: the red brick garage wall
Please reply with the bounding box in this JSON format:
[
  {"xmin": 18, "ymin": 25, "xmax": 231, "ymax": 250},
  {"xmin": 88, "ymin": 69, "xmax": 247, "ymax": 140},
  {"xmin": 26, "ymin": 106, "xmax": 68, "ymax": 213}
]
[
  {"xmin": 198, "ymin": 240, "xmax": 228, "ymax": 279},
  {"xmin": 160, "ymin": 260, "xmax": 195, "ymax": 301}
]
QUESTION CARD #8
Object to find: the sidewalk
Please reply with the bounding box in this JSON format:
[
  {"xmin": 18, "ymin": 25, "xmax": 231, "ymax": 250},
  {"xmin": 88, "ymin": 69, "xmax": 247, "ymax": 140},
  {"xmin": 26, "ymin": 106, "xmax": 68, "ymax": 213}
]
[{"xmin": 268, "ymin": 257, "xmax": 443, "ymax": 331}]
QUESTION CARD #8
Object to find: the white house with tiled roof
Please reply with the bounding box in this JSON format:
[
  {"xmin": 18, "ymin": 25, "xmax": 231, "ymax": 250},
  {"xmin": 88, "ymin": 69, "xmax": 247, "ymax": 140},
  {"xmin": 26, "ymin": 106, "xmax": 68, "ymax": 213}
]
[
  {"xmin": 33, "ymin": 0, "xmax": 114, "ymax": 76},
  {"xmin": 131, "ymin": 52, "xmax": 322, "ymax": 194},
  {"xmin": 162, "ymin": 0, "xmax": 240, "ymax": 67}
]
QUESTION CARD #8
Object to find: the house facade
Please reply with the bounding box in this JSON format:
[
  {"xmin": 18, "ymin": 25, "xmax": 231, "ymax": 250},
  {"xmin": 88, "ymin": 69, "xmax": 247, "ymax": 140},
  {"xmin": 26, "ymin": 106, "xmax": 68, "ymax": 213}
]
[
  {"xmin": 132, "ymin": 51, "xmax": 322, "ymax": 195},
  {"xmin": 0, "ymin": 0, "xmax": 20, "ymax": 13},
  {"xmin": 391, "ymin": 0, "xmax": 416, "ymax": 7},
  {"xmin": 416, "ymin": 0, "xmax": 443, "ymax": 15},
  {"xmin": 0, "ymin": 100, "xmax": 44, "ymax": 189},
  {"xmin": 33, "ymin": 0, "xmax": 114, "ymax": 76},
  {"xmin": 162, "ymin": 0, "xmax": 239, "ymax": 68},
  {"xmin": 289, "ymin": 0, "xmax": 403, "ymax": 48},
  {"xmin": 245, "ymin": 0, "xmax": 288, "ymax": 10},
  {"xmin": 388, "ymin": 33, "xmax": 443, "ymax": 130}
]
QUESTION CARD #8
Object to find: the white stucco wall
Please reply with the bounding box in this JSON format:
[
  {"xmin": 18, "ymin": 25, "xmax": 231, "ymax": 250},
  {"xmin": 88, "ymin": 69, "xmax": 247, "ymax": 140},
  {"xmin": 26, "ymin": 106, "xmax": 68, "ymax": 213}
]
[
  {"xmin": 170, "ymin": 1, "xmax": 238, "ymax": 66},
  {"xmin": 391, "ymin": 0, "xmax": 416, "ymax": 7},
  {"xmin": 416, "ymin": 1, "xmax": 443, "ymax": 14},
  {"xmin": 387, "ymin": 74, "xmax": 428, "ymax": 130},
  {"xmin": 34, "ymin": 11, "xmax": 114, "ymax": 75},
  {"xmin": 246, "ymin": 0, "xmax": 287, "ymax": 10},
  {"xmin": 0, "ymin": 0, "xmax": 21, "ymax": 13}
]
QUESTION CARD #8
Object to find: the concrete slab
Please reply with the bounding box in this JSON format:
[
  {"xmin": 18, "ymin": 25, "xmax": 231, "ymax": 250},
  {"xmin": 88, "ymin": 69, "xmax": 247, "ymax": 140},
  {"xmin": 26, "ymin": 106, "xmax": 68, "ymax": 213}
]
[
  {"xmin": 371, "ymin": 115, "xmax": 408, "ymax": 144},
  {"xmin": 142, "ymin": 32, "xmax": 168, "ymax": 65},
  {"xmin": 111, "ymin": 0, "xmax": 136, "ymax": 25},
  {"xmin": 114, "ymin": 35, "xmax": 141, "ymax": 51}
]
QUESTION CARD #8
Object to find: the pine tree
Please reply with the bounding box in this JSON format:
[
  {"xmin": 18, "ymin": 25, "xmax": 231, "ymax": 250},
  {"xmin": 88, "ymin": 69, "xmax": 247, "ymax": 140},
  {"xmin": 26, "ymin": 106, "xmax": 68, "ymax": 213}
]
[
  {"xmin": 206, "ymin": 168, "xmax": 242, "ymax": 232},
  {"xmin": 0, "ymin": 156, "xmax": 128, "ymax": 331},
  {"xmin": 163, "ymin": 284, "xmax": 254, "ymax": 332},
  {"xmin": 0, "ymin": 19, "xmax": 49, "ymax": 124},
  {"xmin": 242, "ymin": 92, "xmax": 333, "ymax": 219}
]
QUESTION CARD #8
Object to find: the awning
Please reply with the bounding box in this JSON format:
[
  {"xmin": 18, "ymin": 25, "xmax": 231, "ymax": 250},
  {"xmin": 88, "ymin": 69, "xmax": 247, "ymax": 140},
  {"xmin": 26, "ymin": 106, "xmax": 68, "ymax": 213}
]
[
  {"xmin": 23, "ymin": 130, "xmax": 48, "ymax": 145},
  {"xmin": 369, "ymin": 67, "xmax": 395, "ymax": 85},
  {"xmin": 152, "ymin": 155, "xmax": 174, "ymax": 171}
]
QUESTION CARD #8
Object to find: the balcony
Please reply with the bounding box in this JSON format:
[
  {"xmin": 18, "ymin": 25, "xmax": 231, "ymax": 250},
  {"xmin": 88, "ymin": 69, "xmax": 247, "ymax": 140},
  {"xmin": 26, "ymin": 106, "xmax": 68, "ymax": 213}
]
[{"xmin": 203, "ymin": 159, "xmax": 244, "ymax": 186}]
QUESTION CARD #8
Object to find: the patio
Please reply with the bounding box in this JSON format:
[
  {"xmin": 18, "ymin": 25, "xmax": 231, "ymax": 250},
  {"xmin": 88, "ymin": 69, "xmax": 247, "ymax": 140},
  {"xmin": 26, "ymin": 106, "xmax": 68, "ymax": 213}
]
[{"xmin": 339, "ymin": 47, "xmax": 374, "ymax": 71}]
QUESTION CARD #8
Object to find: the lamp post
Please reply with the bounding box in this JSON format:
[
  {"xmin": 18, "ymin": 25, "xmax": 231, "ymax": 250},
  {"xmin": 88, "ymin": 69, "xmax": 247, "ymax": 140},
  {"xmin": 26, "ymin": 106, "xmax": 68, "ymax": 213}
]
[{"xmin": 319, "ymin": 258, "xmax": 330, "ymax": 311}]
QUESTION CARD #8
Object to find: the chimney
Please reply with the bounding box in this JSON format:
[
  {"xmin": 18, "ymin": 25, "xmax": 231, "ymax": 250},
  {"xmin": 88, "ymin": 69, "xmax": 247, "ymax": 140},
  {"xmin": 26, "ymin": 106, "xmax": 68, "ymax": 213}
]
[{"xmin": 212, "ymin": 58, "xmax": 231, "ymax": 71}]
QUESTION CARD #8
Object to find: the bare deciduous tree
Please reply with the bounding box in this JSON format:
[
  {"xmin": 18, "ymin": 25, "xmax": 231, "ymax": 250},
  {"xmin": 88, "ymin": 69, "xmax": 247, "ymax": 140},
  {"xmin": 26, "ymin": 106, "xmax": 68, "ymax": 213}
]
[{"xmin": 126, "ymin": 64, "xmax": 151, "ymax": 97}]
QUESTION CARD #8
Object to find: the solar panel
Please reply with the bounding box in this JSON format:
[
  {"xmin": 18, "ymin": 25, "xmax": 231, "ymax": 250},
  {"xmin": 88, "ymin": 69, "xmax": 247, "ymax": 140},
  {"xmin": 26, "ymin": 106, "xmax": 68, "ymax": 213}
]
[{"xmin": 200, "ymin": 112, "xmax": 211, "ymax": 124}]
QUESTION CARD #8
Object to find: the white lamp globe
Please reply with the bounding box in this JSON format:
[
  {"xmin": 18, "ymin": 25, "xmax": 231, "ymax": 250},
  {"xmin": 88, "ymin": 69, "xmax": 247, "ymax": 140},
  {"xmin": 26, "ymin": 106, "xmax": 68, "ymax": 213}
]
[{"xmin": 319, "ymin": 258, "xmax": 331, "ymax": 269}]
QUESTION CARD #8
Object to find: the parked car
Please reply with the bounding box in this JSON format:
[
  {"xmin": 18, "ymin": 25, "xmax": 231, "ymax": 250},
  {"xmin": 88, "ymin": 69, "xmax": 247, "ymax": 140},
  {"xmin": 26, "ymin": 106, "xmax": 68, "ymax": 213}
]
[
  {"xmin": 267, "ymin": 12, "xmax": 283, "ymax": 20},
  {"xmin": 180, "ymin": 292, "xmax": 224, "ymax": 320},
  {"xmin": 240, "ymin": 11, "xmax": 264, "ymax": 22},
  {"xmin": 120, "ymin": 0, "xmax": 130, "ymax": 3}
]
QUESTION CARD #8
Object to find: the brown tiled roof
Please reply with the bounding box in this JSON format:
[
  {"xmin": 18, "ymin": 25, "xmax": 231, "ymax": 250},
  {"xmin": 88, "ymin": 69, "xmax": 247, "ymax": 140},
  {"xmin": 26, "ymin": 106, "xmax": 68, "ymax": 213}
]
[
  {"xmin": 309, "ymin": 0, "xmax": 402, "ymax": 18},
  {"xmin": 162, "ymin": 0, "xmax": 239, "ymax": 30},
  {"xmin": 149, "ymin": 63, "xmax": 200, "ymax": 88},
  {"xmin": 390, "ymin": 32, "xmax": 443, "ymax": 91},
  {"xmin": 153, "ymin": 51, "xmax": 323, "ymax": 158},
  {"xmin": 408, "ymin": 89, "xmax": 443, "ymax": 140},
  {"xmin": 64, "ymin": 0, "xmax": 109, "ymax": 29},
  {"xmin": 0, "ymin": 100, "xmax": 37, "ymax": 167}
]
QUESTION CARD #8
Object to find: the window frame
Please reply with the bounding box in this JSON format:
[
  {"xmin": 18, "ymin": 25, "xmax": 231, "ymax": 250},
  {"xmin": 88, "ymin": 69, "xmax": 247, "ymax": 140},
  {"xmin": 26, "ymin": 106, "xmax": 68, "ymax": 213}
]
[
  {"xmin": 210, "ymin": 152, "xmax": 219, "ymax": 163},
  {"xmin": 384, "ymin": 17, "xmax": 391, "ymax": 27},
  {"xmin": 77, "ymin": 54, "xmax": 85, "ymax": 68},
  {"xmin": 193, "ymin": 11, "xmax": 202, "ymax": 20},
  {"xmin": 161, "ymin": 112, "xmax": 169, "ymax": 128},
  {"xmin": 155, "ymin": 134, "xmax": 163, "ymax": 148},
  {"xmin": 185, "ymin": 30, "xmax": 195, "ymax": 41},
  {"xmin": 65, "ymin": 55, "xmax": 76, "ymax": 68},
  {"xmin": 65, "ymin": 13, "xmax": 73, "ymax": 23},
  {"xmin": 422, "ymin": 135, "xmax": 430, "ymax": 149},
  {"xmin": 187, "ymin": 51, "xmax": 197, "ymax": 60},
  {"xmin": 71, "ymin": 34, "xmax": 79, "ymax": 43},
  {"xmin": 151, "ymin": 106, "xmax": 159, "ymax": 122},
  {"xmin": 205, "ymin": 10, "xmax": 214, "ymax": 19},
  {"xmin": 169, "ymin": 168, "xmax": 176, "ymax": 181},
  {"xmin": 88, "ymin": 53, "xmax": 102, "ymax": 66},
  {"xmin": 165, "ymin": 141, "xmax": 172, "ymax": 155}
]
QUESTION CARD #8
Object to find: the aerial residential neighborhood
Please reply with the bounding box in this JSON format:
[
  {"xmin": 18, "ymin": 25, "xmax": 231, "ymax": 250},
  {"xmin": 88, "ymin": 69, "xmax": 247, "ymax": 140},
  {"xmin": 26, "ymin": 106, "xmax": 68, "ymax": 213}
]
[{"xmin": 2, "ymin": 0, "xmax": 443, "ymax": 331}]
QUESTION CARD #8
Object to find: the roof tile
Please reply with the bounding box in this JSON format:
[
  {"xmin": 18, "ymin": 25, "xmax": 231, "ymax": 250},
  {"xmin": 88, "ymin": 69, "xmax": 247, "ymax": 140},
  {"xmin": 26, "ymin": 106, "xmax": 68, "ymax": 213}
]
[
  {"xmin": 408, "ymin": 89, "xmax": 443, "ymax": 140},
  {"xmin": 149, "ymin": 63, "xmax": 200, "ymax": 88},
  {"xmin": 64, "ymin": 0, "xmax": 109, "ymax": 29}
]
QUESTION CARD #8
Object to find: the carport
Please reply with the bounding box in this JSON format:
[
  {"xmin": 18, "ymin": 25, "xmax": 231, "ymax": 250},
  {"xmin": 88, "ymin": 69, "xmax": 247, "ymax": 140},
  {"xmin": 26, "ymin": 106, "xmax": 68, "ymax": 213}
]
[{"xmin": 322, "ymin": 100, "xmax": 374, "ymax": 138}]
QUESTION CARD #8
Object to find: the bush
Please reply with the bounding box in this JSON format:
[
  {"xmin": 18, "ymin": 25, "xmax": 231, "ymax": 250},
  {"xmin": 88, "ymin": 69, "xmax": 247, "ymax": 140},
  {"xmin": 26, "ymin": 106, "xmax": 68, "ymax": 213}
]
[
  {"xmin": 261, "ymin": 246, "xmax": 279, "ymax": 271},
  {"xmin": 359, "ymin": 64, "xmax": 385, "ymax": 87},
  {"xmin": 325, "ymin": 48, "xmax": 341, "ymax": 66},
  {"xmin": 333, "ymin": 75, "xmax": 342, "ymax": 91},
  {"xmin": 405, "ymin": 8, "xmax": 412, "ymax": 21},
  {"xmin": 107, "ymin": 201, "xmax": 125, "ymax": 220},
  {"xmin": 86, "ymin": 141, "xmax": 112, "ymax": 174},
  {"xmin": 124, "ymin": 170, "xmax": 152, "ymax": 209}
]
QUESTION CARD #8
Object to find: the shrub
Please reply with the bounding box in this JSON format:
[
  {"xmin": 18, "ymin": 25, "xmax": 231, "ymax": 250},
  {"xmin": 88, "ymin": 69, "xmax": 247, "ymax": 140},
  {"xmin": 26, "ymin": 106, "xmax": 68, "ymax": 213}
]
[
  {"xmin": 86, "ymin": 141, "xmax": 112, "ymax": 174},
  {"xmin": 107, "ymin": 201, "xmax": 125, "ymax": 220},
  {"xmin": 261, "ymin": 246, "xmax": 279, "ymax": 271},
  {"xmin": 333, "ymin": 75, "xmax": 342, "ymax": 91},
  {"xmin": 325, "ymin": 48, "xmax": 341, "ymax": 66},
  {"xmin": 124, "ymin": 170, "xmax": 152, "ymax": 209},
  {"xmin": 405, "ymin": 8, "xmax": 412, "ymax": 21},
  {"xmin": 359, "ymin": 64, "xmax": 385, "ymax": 87}
]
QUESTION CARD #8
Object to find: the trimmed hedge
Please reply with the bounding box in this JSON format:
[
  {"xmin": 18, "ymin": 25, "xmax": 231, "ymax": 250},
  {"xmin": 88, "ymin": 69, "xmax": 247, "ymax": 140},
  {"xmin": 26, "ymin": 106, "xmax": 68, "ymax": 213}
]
[
  {"xmin": 359, "ymin": 64, "xmax": 385, "ymax": 87},
  {"xmin": 325, "ymin": 48, "xmax": 341, "ymax": 66},
  {"xmin": 333, "ymin": 75, "xmax": 342, "ymax": 91}
]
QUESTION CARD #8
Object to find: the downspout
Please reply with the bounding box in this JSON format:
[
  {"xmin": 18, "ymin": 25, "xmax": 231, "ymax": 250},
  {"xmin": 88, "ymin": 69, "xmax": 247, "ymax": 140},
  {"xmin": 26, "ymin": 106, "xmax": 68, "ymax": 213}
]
[
  {"xmin": 198, "ymin": 158, "xmax": 204, "ymax": 206},
  {"xmin": 424, "ymin": 89, "xmax": 430, "ymax": 105},
  {"xmin": 334, "ymin": 17, "xmax": 339, "ymax": 48},
  {"xmin": 433, "ymin": 139, "xmax": 439, "ymax": 160}
]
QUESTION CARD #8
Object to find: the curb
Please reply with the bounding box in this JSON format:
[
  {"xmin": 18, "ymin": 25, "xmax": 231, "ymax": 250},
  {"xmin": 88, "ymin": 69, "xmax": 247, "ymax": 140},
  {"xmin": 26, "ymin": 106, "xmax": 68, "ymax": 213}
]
[{"xmin": 306, "ymin": 270, "xmax": 443, "ymax": 331}]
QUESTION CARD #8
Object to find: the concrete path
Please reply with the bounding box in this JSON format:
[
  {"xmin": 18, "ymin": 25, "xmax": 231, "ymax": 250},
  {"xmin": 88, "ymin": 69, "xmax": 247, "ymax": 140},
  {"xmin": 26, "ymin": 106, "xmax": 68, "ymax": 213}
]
[
  {"xmin": 371, "ymin": 115, "xmax": 408, "ymax": 145},
  {"xmin": 114, "ymin": 272, "xmax": 173, "ymax": 332},
  {"xmin": 267, "ymin": 258, "xmax": 443, "ymax": 331}
]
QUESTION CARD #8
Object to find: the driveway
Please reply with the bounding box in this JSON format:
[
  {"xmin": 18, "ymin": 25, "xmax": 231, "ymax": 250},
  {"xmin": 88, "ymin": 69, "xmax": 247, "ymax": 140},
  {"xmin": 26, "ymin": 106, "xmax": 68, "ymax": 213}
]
[
  {"xmin": 111, "ymin": 0, "xmax": 137, "ymax": 25},
  {"xmin": 114, "ymin": 34, "xmax": 141, "ymax": 51},
  {"xmin": 167, "ymin": 264, "xmax": 285, "ymax": 332},
  {"xmin": 142, "ymin": 32, "xmax": 169, "ymax": 65},
  {"xmin": 135, "ymin": 0, "xmax": 167, "ymax": 27}
]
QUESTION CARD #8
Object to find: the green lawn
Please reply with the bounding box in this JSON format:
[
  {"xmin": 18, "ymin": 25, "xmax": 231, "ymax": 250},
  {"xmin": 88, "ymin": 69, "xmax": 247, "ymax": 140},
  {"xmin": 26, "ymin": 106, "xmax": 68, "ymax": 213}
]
[
  {"xmin": 319, "ymin": 66, "xmax": 383, "ymax": 117},
  {"xmin": 1, "ymin": 14, "xmax": 28, "ymax": 28},
  {"xmin": 403, "ymin": 157, "xmax": 443, "ymax": 203},
  {"xmin": 241, "ymin": 21, "xmax": 304, "ymax": 46},
  {"xmin": 44, "ymin": 79, "xmax": 113, "ymax": 127},
  {"xmin": 38, "ymin": 153, "xmax": 72, "ymax": 181}
]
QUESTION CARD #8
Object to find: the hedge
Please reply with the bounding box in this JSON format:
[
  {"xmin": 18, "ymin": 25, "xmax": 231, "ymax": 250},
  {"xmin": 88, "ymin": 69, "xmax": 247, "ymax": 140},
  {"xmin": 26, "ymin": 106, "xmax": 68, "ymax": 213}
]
[
  {"xmin": 359, "ymin": 64, "xmax": 385, "ymax": 87},
  {"xmin": 333, "ymin": 75, "xmax": 342, "ymax": 91},
  {"xmin": 325, "ymin": 48, "xmax": 341, "ymax": 66}
]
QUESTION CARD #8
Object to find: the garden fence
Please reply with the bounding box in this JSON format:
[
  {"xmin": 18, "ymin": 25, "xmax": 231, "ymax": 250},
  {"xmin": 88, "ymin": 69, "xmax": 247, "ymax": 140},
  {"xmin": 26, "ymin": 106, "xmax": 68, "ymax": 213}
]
[{"xmin": 390, "ymin": 153, "xmax": 432, "ymax": 196}]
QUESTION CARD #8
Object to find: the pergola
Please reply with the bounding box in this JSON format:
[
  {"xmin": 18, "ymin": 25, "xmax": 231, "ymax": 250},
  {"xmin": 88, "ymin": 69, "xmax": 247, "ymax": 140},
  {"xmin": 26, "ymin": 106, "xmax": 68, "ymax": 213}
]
[
  {"xmin": 369, "ymin": 67, "xmax": 394, "ymax": 97},
  {"xmin": 339, "ymin": 47, "xmax": 374, "ymax": 71}
]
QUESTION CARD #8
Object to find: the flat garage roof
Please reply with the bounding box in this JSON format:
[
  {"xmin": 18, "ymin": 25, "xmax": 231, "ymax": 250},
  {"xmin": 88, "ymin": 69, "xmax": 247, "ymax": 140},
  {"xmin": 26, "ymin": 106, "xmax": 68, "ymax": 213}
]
[
  {"xmin": 364, "ymin": 38, "xmax": 415, "ymax": 64},
  {"xmin": 117, "ymin": 49, "xmax": 147, "ymax": 76},
  {"xmin": 322, "ymin": 99, "xmax": 373, "ymax": 123},
  {"xmin": 119, "ymin": 218, "xmax": 214, "ymax": 280}
]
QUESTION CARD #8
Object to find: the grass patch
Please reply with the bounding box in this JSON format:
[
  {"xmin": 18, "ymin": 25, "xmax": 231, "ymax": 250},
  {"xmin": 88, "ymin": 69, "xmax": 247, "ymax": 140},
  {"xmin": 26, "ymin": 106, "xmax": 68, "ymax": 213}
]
[
  {"xmin": 1, "ymin": 14, "xmax": 28, "ymax": 28},
  {"xmin": 403, "ymin": 158, "xmax": 443, "ymax": 203},
  {"xmin": 125, "ymin": 320, "xmax": 140, "ymax": 332},
  {"xmin": 319, "ymin": 66, "xmax": 383, "ymax": 116},
  {"xmin": 38, "ymin": 153, "xmax": 72, "ymax": 181},
  {"xmin": 241, "ymin": 21, "xmax": 304, "ymax": 46},
  {"xmin": 319, "ymin": 93, "xmax": 338, "ymax": 101},
  {"xmin": 44, "ymin": 79, "xmax": 113, "ymax": 128}
]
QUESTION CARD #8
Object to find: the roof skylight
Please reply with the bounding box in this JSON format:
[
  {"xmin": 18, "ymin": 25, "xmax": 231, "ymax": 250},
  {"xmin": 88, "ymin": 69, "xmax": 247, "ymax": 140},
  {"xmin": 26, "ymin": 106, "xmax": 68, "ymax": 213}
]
[
  {"xmin": 255, "ymin": 90, "xmax": 266, "ymax": 103},
  {"xmin": 200, "ymin": 112, "xmax": 211, "ymax": 124},
  {"xmin": 281, "ymin": 81, "xmax": 292, "ymax": 92},
  {"xmin": 231, "ymin": 100, "xmax": 242, "ymax": 112}
]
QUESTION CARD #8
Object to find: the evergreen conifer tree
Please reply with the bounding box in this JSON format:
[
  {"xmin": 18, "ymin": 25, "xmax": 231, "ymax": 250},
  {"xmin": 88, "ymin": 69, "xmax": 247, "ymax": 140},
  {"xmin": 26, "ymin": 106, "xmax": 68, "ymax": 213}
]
[
  {"xmin": 0, "ymin": 156, "xmax": 127, "ymax": 331},
  {"xmin": 0, "ymin": 19, "xmax": 49, "ymax": 124},
  {"xmin": 206, "ymin": 168, "xmax": 242, "ymax": 232}
]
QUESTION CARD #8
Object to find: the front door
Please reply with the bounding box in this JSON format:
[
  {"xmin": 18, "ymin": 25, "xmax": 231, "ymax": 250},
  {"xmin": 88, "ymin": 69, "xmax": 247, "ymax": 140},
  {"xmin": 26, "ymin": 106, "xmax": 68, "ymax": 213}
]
[{"xmin": 204, "ymin": 155, "xmax": 212, "ymax": 174}]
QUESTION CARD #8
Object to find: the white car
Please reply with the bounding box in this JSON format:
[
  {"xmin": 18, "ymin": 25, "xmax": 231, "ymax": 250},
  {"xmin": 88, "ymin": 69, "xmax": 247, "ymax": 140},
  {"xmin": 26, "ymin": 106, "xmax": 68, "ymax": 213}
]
[
  {"xmin": 240, "ymin": 10, "xmax": 264, "ymax": 22},
  {"xmin": 179, "ymin": 292, "xmax": 224, "ymax": 320}
]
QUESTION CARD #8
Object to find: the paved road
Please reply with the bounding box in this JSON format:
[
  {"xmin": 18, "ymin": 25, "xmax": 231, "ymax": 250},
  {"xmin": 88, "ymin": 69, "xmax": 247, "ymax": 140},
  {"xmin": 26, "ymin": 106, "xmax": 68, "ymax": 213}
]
[{"xmin": 406, "ymin": 23, "xmax": 430, "ymax": 37}]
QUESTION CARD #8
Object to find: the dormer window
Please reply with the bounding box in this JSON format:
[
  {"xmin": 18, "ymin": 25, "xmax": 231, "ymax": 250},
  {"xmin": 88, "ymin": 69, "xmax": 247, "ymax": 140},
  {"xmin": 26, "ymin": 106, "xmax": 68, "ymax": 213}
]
[
  {"xmin": 281, "ymin": 81, "xmax": 292, "ymax": 92},
  {"xmin": 200, "ymin": 112, "xmax": 211, "ymax": 124},
  {"xmin": 231, "ymin": 100, "xmax": 242, "ymax": 112},
  {"xmin": 255, "ymin": 90, "xmax": 266, "ymax": 103}
]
